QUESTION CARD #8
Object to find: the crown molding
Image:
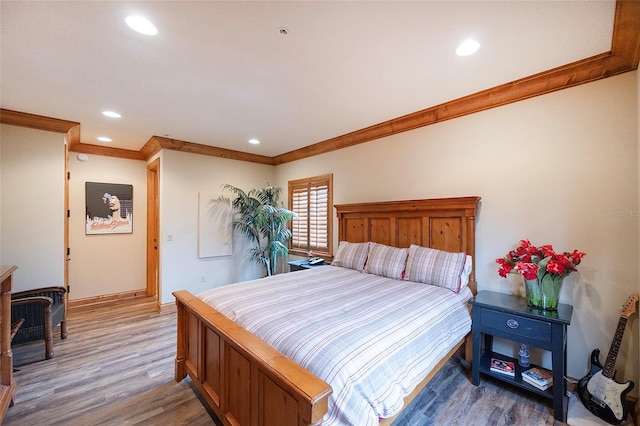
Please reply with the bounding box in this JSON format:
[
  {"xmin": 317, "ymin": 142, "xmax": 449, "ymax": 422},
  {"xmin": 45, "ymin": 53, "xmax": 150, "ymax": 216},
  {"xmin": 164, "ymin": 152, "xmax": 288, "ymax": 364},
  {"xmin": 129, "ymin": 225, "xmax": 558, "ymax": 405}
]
[
  {"xmin": 272, "ymin": 51, "xmax": 632, "ymax": 164},
  {"xmin": 141, "ymin": 136, "xmax": 274, "ymax": 165},
  {"xmin": 2, "ymin": 0, "xmax": 638, "ymax": 165},
  {"xmin": 71, "ymin": 143, "xmax": 146, "ymax": 161},
  {"xmin": 0, "ymin": 108, "xmax": 83, "ymax": 154},
  {"xmin": 0, "ymin": 108, "xmax": 79, "ymax": 133},
  {"xmin": 273, "ymin": 1, "xmax": 640, "ymax": 165},
  {"xmin": 612, "ymin": 0, "xmax": 640, "ymax": 68}
]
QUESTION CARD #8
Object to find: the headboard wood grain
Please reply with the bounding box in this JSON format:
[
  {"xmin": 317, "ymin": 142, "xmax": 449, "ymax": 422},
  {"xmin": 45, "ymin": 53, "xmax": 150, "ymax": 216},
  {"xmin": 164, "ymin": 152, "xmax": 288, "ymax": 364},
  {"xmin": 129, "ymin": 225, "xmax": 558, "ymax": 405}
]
[{"xmin": 335, "ymin": 196, "xmax": 481, "ymax": 294}]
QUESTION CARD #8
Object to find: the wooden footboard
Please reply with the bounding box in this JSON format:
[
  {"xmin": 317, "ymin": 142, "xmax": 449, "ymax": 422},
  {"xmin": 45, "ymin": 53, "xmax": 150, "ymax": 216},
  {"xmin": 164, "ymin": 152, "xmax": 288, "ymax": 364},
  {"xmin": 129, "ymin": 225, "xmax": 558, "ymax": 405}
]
[{"xmin": 174, "ymin": 290, "xmax": 332, "ymax": 426}]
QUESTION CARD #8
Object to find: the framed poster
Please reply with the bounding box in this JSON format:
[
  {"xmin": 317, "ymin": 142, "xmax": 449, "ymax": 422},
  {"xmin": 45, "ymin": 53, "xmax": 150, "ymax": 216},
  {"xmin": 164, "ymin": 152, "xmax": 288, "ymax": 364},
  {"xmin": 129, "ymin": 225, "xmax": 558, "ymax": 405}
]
[{"xmin": 85, "ymin": 182, "xmax": 133, "ymax": 234}]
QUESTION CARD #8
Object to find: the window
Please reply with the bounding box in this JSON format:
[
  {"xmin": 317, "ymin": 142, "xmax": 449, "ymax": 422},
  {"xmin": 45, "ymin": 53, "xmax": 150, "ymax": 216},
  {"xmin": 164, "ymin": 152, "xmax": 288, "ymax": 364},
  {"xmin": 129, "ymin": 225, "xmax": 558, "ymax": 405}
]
[{"xmin": 288, "ymin": 174, "xmax": 333, "ymax": 258}]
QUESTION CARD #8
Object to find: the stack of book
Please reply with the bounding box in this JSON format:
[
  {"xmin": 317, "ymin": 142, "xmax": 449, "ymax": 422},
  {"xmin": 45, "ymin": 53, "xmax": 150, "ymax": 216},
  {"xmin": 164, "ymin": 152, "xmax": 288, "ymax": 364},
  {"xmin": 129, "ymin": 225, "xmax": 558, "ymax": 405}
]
[
  {"xmin": 522, "ymin": 367, "xmax": 553, "ymax": 390},
  {"xmin": 490, "ymin": 358, "xmax": 515, "ymax": 377}
]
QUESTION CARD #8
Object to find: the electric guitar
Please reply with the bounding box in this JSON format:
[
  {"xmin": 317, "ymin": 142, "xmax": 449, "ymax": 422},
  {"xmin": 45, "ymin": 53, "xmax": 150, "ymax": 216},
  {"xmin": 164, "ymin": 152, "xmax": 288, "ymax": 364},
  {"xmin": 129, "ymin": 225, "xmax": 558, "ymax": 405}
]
[{"xmin": 578, "ymin": 293, "xmax": 638, "ymax": 425}]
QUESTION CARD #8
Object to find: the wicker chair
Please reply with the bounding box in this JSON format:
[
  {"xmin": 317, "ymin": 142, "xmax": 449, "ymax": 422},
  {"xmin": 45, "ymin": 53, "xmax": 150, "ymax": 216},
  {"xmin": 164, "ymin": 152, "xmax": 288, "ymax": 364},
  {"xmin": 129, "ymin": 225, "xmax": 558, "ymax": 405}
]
[{"xmin": 11, "ymin": 286, "xmax": 67, "ymax": 359}]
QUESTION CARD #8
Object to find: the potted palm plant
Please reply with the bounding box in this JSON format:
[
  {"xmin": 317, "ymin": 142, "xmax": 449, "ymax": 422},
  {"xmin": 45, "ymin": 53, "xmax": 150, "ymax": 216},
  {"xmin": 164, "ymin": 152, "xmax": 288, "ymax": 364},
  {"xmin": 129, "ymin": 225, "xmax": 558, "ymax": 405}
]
[{"xmin": 213, "ymin": 184, "xmax": 295, "ymax": 276}]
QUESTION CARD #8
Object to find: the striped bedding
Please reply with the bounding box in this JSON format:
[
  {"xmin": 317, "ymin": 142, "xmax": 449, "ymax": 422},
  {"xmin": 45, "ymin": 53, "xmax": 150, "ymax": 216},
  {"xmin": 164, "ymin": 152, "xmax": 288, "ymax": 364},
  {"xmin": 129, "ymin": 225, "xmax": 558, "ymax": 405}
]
[{"xmin": 199, "ymin": 265, "xmax": 472, "ymax": 426}]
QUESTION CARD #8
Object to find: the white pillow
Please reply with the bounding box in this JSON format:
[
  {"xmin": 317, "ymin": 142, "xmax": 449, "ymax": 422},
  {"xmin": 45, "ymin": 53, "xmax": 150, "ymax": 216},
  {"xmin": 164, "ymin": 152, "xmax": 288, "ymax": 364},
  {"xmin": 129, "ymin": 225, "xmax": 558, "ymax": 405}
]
[
  {"xmin": 460, "ymin": 255, "xmax": 473, "ymax": 289},
  {"xmin": 331, "ymin": 241, "xmax": 370, "ymax": 272},
  {"xmin": 404, "ymin": 244, "xmax": 467, "ymax": 293},
  {"xmin": 364, "ymin": 242, "xmax": 408, "ymax": 280}
]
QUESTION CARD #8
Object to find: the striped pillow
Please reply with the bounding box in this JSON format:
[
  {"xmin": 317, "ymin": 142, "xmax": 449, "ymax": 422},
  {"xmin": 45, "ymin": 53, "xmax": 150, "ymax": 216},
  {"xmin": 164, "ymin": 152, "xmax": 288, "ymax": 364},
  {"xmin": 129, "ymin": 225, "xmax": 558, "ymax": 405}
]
[
  {"xmin": 364, "ymin": 242, "xmax": 408, "ymax": 280},
  {"xmin": 332, "ymin": 241, "xmax": 370, "ymax": 272},
  {"xmin": 405, "ymin": 244, "xmax": 467, "ymax": 293}
]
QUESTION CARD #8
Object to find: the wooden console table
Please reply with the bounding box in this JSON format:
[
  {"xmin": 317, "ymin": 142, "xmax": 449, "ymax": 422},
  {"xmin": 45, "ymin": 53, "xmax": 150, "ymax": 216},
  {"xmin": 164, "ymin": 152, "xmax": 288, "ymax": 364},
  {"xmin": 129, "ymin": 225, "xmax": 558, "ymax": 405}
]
[{"xmin": 0, "ymin": 265, "xmax": 17, "ymax": 422}]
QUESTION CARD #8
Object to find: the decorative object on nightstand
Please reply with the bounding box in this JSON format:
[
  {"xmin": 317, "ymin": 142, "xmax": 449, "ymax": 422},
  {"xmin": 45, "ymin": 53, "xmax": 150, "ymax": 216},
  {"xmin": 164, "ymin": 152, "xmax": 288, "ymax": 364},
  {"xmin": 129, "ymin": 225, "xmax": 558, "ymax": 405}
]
[
  {"xmin": 288, "ymin": 259, "xmax": 326, "ymax": 272},
  {"xmin": 470, "ymin": 290, "xmax": 573, "ymax": 422},
  {"xmin": 518, "ymin": 343, "xmax": 530, "ymax": 367},
  {"xmin": 522, "ymin": 367, "xmax": 553, "ymax": 390},
  {"xmin": 496, "ymin": 239, "xmax": 586, "ymax": 310},
  {"xmin": 490, "ymin": 357, "xmax": 515, "ymax": 377}
]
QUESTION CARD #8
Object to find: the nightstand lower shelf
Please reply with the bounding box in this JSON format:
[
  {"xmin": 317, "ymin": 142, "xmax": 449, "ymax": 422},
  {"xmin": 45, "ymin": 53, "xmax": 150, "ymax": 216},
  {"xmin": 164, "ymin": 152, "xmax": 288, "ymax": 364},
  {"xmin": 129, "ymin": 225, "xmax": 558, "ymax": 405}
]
[{"xmin": 479, "ymin": 352, "xmax": 554, "ymax": 399}]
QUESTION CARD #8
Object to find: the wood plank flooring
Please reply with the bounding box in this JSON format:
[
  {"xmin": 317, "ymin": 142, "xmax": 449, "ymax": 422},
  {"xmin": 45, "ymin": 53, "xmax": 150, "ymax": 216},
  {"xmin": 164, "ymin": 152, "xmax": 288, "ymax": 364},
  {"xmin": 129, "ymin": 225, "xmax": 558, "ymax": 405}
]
[
  {"xmin": 5, "ymin": 297, "xmax": 218, "ymax": 426},
  {"xmin": 391, "ymin": 355, "xmax": 562, "ymax": 426},
  {"xmin": 4, "ymin": 297, "xmax": 565, "ymax": 425}
]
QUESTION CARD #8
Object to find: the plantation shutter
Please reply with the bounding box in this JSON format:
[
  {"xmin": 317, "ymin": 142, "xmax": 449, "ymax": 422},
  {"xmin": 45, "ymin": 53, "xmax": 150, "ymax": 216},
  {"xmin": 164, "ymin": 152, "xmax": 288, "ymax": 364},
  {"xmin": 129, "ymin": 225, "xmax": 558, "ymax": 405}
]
[
  {"xmin": 291, "ymin": 188, "xmax": 309, "ymax": 249},
  {"xmin": 288, "ymin": 174, "xmax": 332, "ymax": 256}
]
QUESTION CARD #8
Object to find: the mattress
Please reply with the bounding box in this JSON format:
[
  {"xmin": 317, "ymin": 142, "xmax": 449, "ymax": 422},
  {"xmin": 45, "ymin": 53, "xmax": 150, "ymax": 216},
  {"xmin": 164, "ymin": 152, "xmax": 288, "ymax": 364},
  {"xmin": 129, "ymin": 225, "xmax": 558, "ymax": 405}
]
[{"xmin": 199, "ymin": 265, "xmax": 472, "ymax": 425}]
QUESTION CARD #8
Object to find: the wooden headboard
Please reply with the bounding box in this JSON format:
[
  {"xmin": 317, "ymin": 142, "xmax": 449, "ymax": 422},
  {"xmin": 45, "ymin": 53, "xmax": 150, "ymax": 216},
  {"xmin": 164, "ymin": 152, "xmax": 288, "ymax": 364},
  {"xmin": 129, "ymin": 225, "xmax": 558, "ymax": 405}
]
[{"xmin": 335, "ymin": 196, "xmax": 481, "ymax": 294}]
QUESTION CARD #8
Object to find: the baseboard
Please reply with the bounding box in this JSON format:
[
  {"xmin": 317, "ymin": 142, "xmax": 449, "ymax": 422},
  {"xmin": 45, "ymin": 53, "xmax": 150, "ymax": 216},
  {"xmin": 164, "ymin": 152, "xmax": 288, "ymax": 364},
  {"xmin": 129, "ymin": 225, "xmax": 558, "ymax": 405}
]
[
  {"xmin": 159, "ymin": 301, "xmax": 176, "ymax": 313},
  {"xmin": 565, "ymin": 375, "xmax": 579, "ymax": 394},
  {"xmin": 68, "ymin": 289, "xmax": 149, "ymax": 308}
]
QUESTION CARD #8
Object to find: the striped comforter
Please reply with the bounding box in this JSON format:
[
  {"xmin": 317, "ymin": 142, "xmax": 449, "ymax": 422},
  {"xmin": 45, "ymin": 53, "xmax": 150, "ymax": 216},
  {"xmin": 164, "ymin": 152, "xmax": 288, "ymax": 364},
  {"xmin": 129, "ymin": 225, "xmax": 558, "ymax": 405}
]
[{"xmin": 199, "ymin": 265, "xmax": 472, "ymax": 425}]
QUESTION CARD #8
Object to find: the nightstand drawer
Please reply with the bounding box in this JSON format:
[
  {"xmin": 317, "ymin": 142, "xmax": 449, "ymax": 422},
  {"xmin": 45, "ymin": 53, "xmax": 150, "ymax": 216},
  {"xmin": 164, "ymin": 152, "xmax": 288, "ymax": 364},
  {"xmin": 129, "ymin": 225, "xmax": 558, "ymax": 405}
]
[{"xmin": 481, "ymin": 309, "xmax": 551, "ymax": 343}]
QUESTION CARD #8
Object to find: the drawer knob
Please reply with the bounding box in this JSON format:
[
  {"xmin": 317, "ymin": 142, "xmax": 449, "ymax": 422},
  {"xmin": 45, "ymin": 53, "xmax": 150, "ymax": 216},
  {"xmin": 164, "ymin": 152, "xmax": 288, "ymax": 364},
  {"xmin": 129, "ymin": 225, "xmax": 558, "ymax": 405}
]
[{"xmin": 506, "ymin": 319, "xmax": 519, "ymax": 329}]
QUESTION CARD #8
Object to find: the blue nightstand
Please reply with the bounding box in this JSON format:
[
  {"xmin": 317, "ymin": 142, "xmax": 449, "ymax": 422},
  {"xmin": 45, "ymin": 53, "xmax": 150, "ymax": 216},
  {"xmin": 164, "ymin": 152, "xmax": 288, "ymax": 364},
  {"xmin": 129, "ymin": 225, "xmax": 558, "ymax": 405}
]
[
  {"xmin": 470, "ymin": 290, "xmax": 573, "ymax": 422},
  {"xmin": 288, "ymin": 259, "xmax": 326, "ymax": 272}
]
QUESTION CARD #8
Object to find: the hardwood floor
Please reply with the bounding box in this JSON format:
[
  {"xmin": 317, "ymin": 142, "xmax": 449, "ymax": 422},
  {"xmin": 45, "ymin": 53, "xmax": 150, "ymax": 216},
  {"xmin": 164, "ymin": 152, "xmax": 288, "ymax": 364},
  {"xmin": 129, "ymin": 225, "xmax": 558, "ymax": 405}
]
[
  {"xmin": 4, "ymin": 297, "xmax": 565, "ymax": 426},
  {"xmin": 5, "ymin": 297, "xmax": 218, "ymax": 426},
  {"xmin": 391, "ymin": 356, "xmax": 563, "ymax": 426}
]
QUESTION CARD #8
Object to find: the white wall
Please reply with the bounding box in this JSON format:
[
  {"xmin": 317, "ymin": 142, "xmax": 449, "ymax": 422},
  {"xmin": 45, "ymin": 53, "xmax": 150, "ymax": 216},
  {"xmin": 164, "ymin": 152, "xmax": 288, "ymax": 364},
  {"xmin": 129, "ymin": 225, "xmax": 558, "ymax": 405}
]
[
  {"xmin": 0, "ymin": 125, "xmax": 65, "ymax": 291},
  {"xmin": 158, "ymin": 149, "xmax": 276, "ymax": 304},
  {"xmin": 275, "ymin": 72, "xmax": 639, "ymax": 387},
  {"xmin": 3, "ymin": 70, "xmax": 637, "ymax": 393},
  {"xmin": 67, "ymin": 153, "xmax": 147, "ymax": 300}
]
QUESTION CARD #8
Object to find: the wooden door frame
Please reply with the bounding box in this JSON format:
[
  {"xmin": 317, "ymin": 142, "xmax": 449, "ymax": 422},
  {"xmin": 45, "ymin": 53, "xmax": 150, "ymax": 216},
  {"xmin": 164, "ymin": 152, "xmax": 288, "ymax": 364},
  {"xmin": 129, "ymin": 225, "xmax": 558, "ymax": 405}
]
[
  {"xmin": 63, "ymin": 127, "xmax": 79, "ymax": 308},
  {"xmin": 64, "ymin": 137, "xmax": 69, "ymax": 302},
  {"xmin": 146, "ymin": 158, "xmax": 160, "ymax": 306}
]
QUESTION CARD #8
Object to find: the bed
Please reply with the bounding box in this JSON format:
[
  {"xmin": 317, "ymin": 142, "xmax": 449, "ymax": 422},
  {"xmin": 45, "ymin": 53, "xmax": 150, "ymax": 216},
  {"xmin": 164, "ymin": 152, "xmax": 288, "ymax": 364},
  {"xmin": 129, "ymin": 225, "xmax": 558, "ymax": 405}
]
[{"xmin": 174, "ymin": 196, "xmax": 480, "ymax": 426}]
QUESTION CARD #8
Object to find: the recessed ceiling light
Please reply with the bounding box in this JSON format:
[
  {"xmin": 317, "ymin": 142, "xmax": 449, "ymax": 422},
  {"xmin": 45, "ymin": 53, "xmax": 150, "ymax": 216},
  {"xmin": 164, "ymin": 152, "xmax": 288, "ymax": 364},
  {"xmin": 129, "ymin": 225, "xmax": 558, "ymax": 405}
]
[
  {"xmin": 278, "ymin": 27, "xmax": 289, "ymax": 36},
  {"xmin": 102, "ymin": 110, "xmax": 121, "ymax": 118},
  {"xmin": 125, "ymin": 16, "xmax": 158, "ymax": 36},
  {"xmin": 97, "ymin": 136, "xmax": 112, "ymax": 142},
  {"xmin": 248, "ymin": 139, "xmax": 260, "ymax": 145},
  {"xmin": 456, "ymin": 39, "xmax": 480, "ymax": 56}
]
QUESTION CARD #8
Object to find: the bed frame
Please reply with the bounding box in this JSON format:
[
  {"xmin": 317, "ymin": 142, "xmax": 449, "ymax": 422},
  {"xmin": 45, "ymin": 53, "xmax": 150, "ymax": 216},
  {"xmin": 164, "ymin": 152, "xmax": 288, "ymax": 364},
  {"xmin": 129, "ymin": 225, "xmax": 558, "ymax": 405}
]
[{"xmin": 174, "ymin": 196, "xmax": 481, "ymax": 426}]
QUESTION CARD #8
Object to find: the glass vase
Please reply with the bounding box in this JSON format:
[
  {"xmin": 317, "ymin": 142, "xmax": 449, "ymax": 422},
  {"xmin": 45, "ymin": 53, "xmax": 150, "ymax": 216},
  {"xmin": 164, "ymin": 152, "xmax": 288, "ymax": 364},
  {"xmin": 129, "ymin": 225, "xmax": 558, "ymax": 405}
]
[{"xmin": 524, "ymin": 275, "xmax": 562, "ymax": 310}]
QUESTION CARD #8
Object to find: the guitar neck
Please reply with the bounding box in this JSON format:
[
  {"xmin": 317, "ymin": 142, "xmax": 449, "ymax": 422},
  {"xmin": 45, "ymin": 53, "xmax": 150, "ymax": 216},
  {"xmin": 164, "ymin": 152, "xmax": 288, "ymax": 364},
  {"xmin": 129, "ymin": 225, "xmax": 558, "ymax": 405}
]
[{"xmin": 602, "ymin": 316, "xmax": 628, "ymax": 378}]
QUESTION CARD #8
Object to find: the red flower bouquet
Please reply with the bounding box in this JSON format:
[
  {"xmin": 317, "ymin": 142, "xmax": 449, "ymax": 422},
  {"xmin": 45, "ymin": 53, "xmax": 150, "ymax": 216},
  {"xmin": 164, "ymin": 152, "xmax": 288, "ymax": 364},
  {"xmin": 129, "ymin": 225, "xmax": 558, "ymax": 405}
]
[{"xmin": 496, "ymin": 239, "xmax": 586, "ymax": 309}]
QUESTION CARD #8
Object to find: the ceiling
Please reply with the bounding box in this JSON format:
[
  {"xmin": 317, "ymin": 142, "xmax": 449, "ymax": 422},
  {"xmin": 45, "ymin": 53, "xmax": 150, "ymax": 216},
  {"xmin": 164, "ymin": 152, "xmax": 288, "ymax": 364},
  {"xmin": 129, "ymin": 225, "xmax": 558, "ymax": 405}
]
[{"xmin": 1, "ymin": 1, "xmax": 617, "ymax": 157}]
